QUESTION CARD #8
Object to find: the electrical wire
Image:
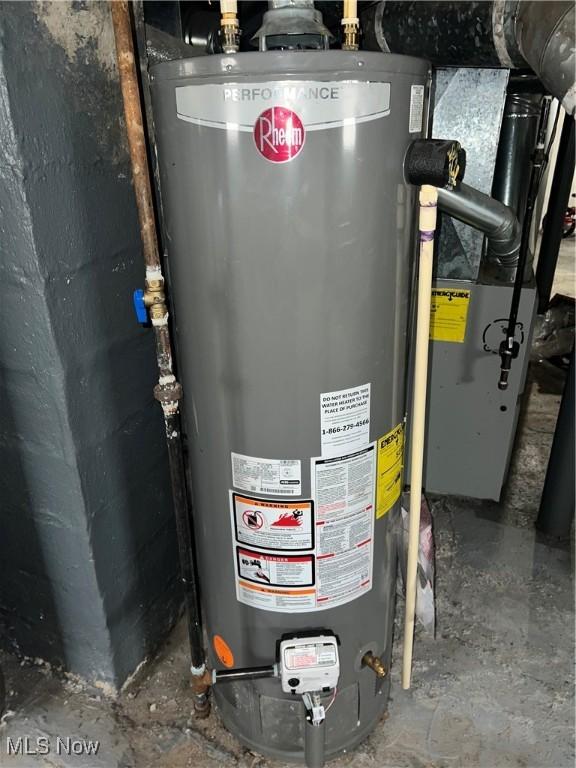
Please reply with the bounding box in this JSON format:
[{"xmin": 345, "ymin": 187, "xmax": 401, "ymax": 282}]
[{"xmin": 324, "ymin": 687, "xmax": 338, "ymax": 713}]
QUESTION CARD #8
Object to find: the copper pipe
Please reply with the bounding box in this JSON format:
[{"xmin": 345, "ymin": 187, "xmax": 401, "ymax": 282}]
[
  {"xmin": 110, "ymin": 0, "xmax": 159, "ymax": 271},
  {"xmin": 109, "ymin": 0, "xmax": 208, "ymax": 706}
]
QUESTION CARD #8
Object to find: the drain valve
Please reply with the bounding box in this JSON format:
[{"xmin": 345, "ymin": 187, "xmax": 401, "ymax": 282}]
[{"xmin": 362, "ymin": 652, "xmax": 387, "ymax": 678}]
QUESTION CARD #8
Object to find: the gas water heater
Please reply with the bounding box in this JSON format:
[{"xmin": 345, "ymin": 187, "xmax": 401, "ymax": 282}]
[{"xmin": 151, "ymin": 49, "xmax": 429, "ymax": 762}]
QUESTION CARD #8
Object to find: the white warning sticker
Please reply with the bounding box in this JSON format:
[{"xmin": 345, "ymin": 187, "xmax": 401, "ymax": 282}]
[
  {"xmin": 409, "ymin": 84, "xmax": 425, "ymax": 133},
  {"xmin": 231, "ymin": 494, "xmax": 314, "ymax": 551},
  {"xmin": 236, "ymin": 579, "xmax": 316, "ymax": 612},
  {"xmin": 320, "ymin": 383, "xmax": 371, "ymax": 458},
  {"xmin": 231, "ymin": 452, "xmax": 301, "ymax": 496},
  {"xmin": 230, "ymin": 446, "xmax": 375, "ymax": 612},
  {"xmin": 312, "ymin": 445, "xmax": 375, "ymax": 608},
  {"xmin": 236, "ymin": 548, "xmax": 314, "ymax": 587}
]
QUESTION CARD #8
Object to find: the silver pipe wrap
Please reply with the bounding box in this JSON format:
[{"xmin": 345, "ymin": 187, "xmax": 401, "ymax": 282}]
[{"xmin": 363, "ymin": 1, "xmax": 575, "ymax": 114}]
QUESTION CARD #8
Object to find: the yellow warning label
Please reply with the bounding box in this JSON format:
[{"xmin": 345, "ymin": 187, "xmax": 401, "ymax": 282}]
[
  {"xmin": 430, "ymin": 288, "xmax": 471, "ymax": 343},
  {"xmin": 376, "ymin": 423, "xmax": 404, "ymax": 519}
]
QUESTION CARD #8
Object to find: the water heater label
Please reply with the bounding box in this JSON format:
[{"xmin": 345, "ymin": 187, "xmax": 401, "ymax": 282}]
[
  {"xmin": 409, "ymin": 84, "xmax": 425, "ymax": 133},
  {"xmin": 320, "ymin": 383, "xmax": 371, "ymax": 457},
  {"xmin": 175, "ymin": 81, "xmax": 391, "ymax": 136},
  {"xmin": 231, "ymin": 493, "xmax": 314, "ymax": 551},
  {"xmin": 376, "ymin": 422, "xmax": 405, "ymax": 518},
  {"xmin": 311, "ymin": 445, "xmax": 375, "ymax": 608},
  {"xmin": 231, "ymin": 452, "xmax": 301, "ymax": 496}
]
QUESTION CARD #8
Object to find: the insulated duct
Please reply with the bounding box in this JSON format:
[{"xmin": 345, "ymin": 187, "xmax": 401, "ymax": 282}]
[{"xmin": 362, "ymin": 1, "xmax": 576, "ymax": 114}]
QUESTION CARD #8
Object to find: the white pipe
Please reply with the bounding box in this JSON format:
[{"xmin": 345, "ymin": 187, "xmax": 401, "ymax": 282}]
[
  {"xmin": 343, "ymin": 0, "xmax": 357, "ymax": 19},
  {"xmin": 220, "ymin": 0, "xmax": 237, "ymax": 14},
  {"xmin": 402, "ymin": 184, "xmax": 438, "ymax": 690}
]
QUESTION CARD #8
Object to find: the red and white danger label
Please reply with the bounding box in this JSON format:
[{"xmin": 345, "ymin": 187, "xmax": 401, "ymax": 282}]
[
  {"xmin": 253, "ymin": 107, "xmax": 305, "ymax": 163},
  {"xmin": 236, "ymin": 548, "xmax": 314, "ymax": 587}
]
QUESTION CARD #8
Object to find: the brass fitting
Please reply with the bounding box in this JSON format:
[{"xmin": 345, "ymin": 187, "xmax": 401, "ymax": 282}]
[
  {"xmin": 342, "ymin": 1, "xmax": 359, "ymax": 50},
  {"xmin": 191, "ymin": 667, "xmax": 213, "ymax": 695},
  {"xmin": 191, "ymin": 668, "xmax": 213, "ymax": 719},
  {"xmin": 362, "ymin": 652, "xmax": 387, "ymax": 679},
  {"xmin": 342, "ymin": 21, "xmax": 359, "ymax": 51},
  {"xmin": 220, "ymin": 7, "xmax": 240, "ymax": 54},
  {"xmin": 193, "ymin": 692, "xmax": 211, "ymax": 719},
  {"xmin": 154, "ymin": 380, "xmax": 183, "ymax": 413},
  {"xmin": 220, "ymin": 21, "xmax": 240, "ymax": 54},
  {"xmin": 144, "ymin": 277, "xmax": 167, "ymax": 321}
]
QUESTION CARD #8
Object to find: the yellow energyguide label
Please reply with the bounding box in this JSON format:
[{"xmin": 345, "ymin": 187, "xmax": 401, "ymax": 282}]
[
  {"xmin": 429, "ymin": 288, "xmax": 471, "ymax": 343},
  {"xmin": 376, "ymin": 423, "xmax": 404, "ymax": 519}
]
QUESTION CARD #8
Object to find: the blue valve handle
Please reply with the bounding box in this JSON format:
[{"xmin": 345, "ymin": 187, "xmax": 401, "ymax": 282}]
[{"xmin": 133, "ymin": 288, "xmax": 149, "ymax": 325}]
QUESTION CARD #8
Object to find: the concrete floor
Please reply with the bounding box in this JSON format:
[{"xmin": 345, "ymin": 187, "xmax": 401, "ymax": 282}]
[
  {"xmin": 551, "ymin": 237, "xmax": 576, "ymax": 300},
  {"xmin": 0, "ymin": 241, "xmax": 573, "ymax": 768}
]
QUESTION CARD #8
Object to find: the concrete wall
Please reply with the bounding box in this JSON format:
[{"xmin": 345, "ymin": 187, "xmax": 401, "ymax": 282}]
[{"xmin": 0, "ymin": 1, "xmax": 181, "ymax": 687}]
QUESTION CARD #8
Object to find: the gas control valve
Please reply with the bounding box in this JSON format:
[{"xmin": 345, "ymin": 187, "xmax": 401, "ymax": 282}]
[{"xmin": 279, "ymin": 635, "xmax": 340, "ymax": 695}]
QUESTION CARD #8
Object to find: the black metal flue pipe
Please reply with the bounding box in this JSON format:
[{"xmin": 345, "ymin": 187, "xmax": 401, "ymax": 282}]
[
  {"xmin": 536, "ymin": 113, "xmax": 575, "ymax": 314},
  {"xmin": 536, "ymin": 349, "xmax": 575, "ymax": 538}
]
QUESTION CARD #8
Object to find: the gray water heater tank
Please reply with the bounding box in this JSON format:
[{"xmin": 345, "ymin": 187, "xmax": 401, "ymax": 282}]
[{"xmin": 151, "ymin": 51, "xmax": 429, "ymax": 761}]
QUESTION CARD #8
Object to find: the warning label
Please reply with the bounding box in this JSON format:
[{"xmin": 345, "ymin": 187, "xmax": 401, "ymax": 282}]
[
  {"xmin": 320, "ymin": 383, "xmax": 371, "ymax": 458},
  {"xmin": 231, "ymin": 494, "xmax": 314, "ymax": 551},
  {"xmin": 231, "ymin": 452, "xmax": 301, "ymax": 496},
  {"xmin": 311, "ymin": 445, "xmax": 375, "ymax": 608},
  {"xmin": 284, "ymin": 643, "xmax": 337, "ymax": 670},
  {"xmin": 230, "ymin": 445, "xmax": 375, "ymax": 612},
  {"xmin": 376, "ymin": 423, "xmax": 404, "ymax": 518},
  {"xmin": 237, "ymin": 580, "xmax": 316, "ymax": 611},
  {"xmin": 430, "ymin": 288, "xmax": 471, "ymax": 343},
  {"xmin": 236, "ymin": 548, "xmax": 314, "ymax": 587}
]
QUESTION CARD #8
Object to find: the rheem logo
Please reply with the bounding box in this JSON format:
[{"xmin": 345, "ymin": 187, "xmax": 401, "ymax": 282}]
[{"xmin": 253, "ymin": 107, "xmax": 305, "ymax": 163}]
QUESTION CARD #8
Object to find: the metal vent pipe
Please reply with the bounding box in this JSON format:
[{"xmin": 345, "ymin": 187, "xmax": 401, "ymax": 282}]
[
  {"xmin": 491, "ymin": 89, "xmax": 544, "ymax": 281},
  {"xmin": 437, "ymin": 182, "xmax": 521, "ymax": 266}
]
